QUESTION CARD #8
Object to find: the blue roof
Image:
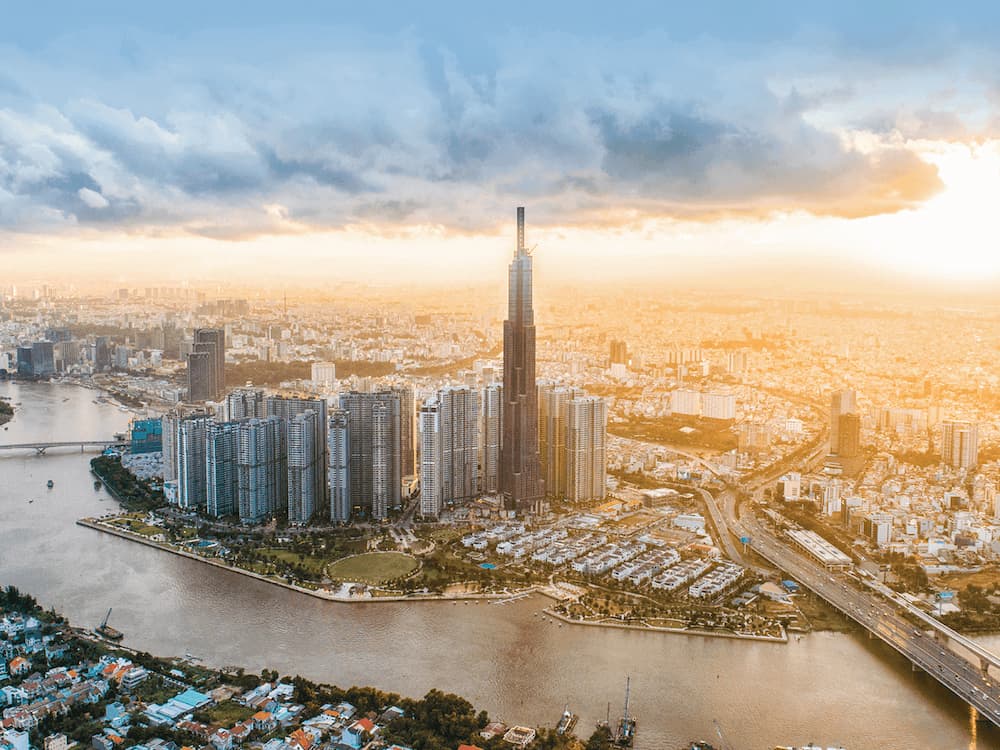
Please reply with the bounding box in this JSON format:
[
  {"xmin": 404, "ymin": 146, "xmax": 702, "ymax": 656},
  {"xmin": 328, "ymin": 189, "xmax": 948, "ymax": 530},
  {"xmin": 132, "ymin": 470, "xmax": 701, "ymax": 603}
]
[{"xmin": 174, "ymin": 688, "xmax": 210, "ymax": 707}]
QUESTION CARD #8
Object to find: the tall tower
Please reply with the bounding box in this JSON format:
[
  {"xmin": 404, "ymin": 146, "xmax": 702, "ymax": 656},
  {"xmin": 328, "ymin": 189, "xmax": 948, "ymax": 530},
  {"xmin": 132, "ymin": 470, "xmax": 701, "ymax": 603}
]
[{"xmin": 501, "ymin": 207, "xmax": 545, "ymax": 513}]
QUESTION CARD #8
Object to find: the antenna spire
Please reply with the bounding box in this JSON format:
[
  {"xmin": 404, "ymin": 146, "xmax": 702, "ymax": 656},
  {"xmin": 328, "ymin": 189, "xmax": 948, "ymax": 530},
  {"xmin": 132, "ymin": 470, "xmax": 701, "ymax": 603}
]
[{"xmin": 516, "ymin": 206, "xmax": 525, "ymax": 255}]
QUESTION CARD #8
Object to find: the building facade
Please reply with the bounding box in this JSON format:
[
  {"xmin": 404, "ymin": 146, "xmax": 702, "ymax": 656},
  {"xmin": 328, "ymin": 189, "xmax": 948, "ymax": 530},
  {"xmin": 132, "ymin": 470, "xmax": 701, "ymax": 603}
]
[{"xmin": 501, "ymin": 207, "xmax": 545, "ymax": 513}]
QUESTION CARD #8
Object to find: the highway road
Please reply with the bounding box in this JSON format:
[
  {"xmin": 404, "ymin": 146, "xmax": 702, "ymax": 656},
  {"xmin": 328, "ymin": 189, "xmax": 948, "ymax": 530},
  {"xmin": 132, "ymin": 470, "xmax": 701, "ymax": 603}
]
[{"xmin": 739, "ymin": 514, "xmax": 1000, "ymax": 725}]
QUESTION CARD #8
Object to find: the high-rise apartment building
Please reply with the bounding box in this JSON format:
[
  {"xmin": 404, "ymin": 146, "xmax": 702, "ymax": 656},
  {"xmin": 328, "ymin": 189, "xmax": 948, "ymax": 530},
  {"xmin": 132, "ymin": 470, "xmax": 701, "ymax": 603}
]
[
  {"xmin": 237, "ymin": 416, "xmax": 286, "ymax": 523},
  {"xmin": 287, "ymin": 411, "xmax": 321, "ymax": 524},
  {"xmin": 671, "ymin": 388, "xmax": 701, "ymax": 417},
  {"xmin": 339, "ymin": 390, "xmax": 401, "ymax": 519},
  {"xmin": 311, "ymin": 362, "xmax": 337, "ymax": 387},
  {"xmin": 265, "ymin": 395, "xmax": 328, "ymax": 517},
  {"xmin": 187, "ymin": 351, "xmax": 214, "ymax": 402},
  {"xmin": 419, "ymin": 386, "xmax": 480, "ymax": 517},
  {"xmin": 837, "ymin": 413, "xmax": 862, "ymax": 458},
  {"xmin": 161, "ymin": 412, "xmax": 179, "ymax": 483},
  {"xmin": 830, "ymin": 389, "xmax": 857, "ymax": 455},
  {"xmin": 941, "ymin": 420, "xmax": 979, "ymax": 469},
  {"xmin": 565, "ymin": 396, "xmax": 607, "ymax": 502},
  {"xmin": 391, "ymin": 386, "xmax": 416, "ymax": 478},
  {"xmin": 501, "ymin": 207, "xmax": 545, "ymax": 513},
  {"xmin": 482, "ymin": 384, "xmax": 502, "ymax": 495},
  {"xmin": 609, "ymin": 340, "xmax": 628, "ymax": 366},
  {"xmin": 538, "ymin": 384, "xmax": 583, "ymax": 497},
  {"xmin": 328, "ymin": 410, "xmax": 351, "ymax": 522},
  {"xmin": 227, "ymin": 388, "xmax": 264, "ymax": 420},
  {"xmin": 418, "ymin": 402, "xmax": 441, "ymax": 518},
  {"xmin": 176, "ymin": 414, "xmax": 210, "ymax": 510},
  {"xmin": 206, "ymin": 421, "xmax": 239, "ymax": 517},
  {"xmin": 188, "ymin": 328, "xmax": 225, "ymax": 401},
  {"xmin": 94, "ymin": 336, "xmax": 112, "ymax": 371}
]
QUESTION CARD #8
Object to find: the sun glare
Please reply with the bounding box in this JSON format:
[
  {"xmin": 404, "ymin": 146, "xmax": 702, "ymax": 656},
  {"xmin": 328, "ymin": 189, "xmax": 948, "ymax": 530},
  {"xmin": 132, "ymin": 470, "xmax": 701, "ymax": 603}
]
[{"xmin": 858, "ymin": 140, "xmax": 1000, "ymax": 279}]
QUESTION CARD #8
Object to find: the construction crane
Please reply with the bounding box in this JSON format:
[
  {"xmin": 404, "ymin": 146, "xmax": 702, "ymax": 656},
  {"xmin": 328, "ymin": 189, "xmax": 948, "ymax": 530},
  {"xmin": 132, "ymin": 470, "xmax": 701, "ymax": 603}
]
[{"xmin": 95, "ymin": 607, "xmax": 123, "ymax": 640}]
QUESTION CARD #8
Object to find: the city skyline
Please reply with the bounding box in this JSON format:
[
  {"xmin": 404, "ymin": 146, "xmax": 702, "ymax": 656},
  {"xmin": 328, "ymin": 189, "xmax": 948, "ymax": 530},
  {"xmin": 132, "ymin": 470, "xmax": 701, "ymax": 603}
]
[{"xmin": 6, "ymin": 6, "xmax": 1000, "ymax": 750}]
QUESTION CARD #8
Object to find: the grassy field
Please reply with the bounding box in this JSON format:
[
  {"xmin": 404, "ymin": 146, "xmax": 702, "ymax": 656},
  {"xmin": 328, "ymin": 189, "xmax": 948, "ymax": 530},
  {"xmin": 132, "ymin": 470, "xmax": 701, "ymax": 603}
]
[
  {"xmin": 326, "ymin": 552, "xmax": 419, "ymax": 584},
  {"xmin": 194, "ymin": 700, "xmax": 254, "ymax": 726},
  {"xmin": 257, "ymin": 548, "xmax": 329, "ymax": 577},
  {"xmin": 107, "ymin": 516, "xmax": 162, "ymax": 537},
  {"xmin": 936, "ymin": 568, "xmax": 1000, "ymax": 592}
]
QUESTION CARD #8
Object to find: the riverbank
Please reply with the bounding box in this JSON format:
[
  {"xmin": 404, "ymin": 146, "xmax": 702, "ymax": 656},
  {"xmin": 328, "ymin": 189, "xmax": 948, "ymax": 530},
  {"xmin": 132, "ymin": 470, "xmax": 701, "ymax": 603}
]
[
  {"xmin": 81, "ymin": 516, "xmax": 790, "ymax": 643},
  {"xmin": 78, "ymin": 517, "xmax": 536, "ymax": 604},
  {"xmin": 542, "ymin": 604, "xmax": 788, "ymax": 642}
]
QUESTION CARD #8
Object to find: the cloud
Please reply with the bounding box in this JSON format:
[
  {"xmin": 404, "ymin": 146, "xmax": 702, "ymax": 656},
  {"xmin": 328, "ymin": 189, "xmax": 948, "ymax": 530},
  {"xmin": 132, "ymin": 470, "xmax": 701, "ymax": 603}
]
[
  {"xmin": 78, "ymin": 187, "xmax": 109, "ymax": 209},
  {"xmin": 0, "ymin": 23, "xmax": 989, "ymax": 241}
]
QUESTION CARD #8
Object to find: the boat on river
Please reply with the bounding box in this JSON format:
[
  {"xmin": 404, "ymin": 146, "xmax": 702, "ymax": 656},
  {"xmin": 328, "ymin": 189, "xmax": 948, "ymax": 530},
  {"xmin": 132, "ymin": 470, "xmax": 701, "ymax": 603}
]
[
  {"xmin": 612, "ymin": 677, "xmax": 636, "ymax": 748},
  {"xmin": 555, "ymin": 705, "xmax": 578, "ymax": 735},
  {"xmin": 94, "ymin": 608, "xmax": 123, "ymax": 641}
]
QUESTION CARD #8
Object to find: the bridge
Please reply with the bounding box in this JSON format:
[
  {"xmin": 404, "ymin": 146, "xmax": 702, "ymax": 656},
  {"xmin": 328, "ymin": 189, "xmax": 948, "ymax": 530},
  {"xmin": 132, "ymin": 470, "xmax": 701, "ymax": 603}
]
[
  {"xmin": 735, "ymin": 512, "xmax": 1000, "ymax": 726},
  {"xmin": 0, "ymin": 440, "xmax": 121, "ymax": 455}
]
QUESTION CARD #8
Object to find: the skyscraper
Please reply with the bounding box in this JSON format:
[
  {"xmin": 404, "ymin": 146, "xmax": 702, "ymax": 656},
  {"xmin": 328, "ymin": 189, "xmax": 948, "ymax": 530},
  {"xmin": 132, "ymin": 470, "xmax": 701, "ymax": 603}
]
[
  {"xmin": 237, "ymin": 416, "xmax": 286, "ymax": 523},
  {"xmin": 265, "ymin": 395, "xmax": 328, "ymax": 516},
  {"xmin": 391, "ymin": 385, "xmax": 416, "ymax": 478},
  {"xmin": 482, "ymin": 384, "xmax": 502, "ymax": 495},
  {"xmin": 941, "ymin": 420, "xmax": 979, "ymax": 469},
  {"xmin": 501, "ymin": 207, "xmax": 545, "ymax": 514},
  {"xmin": 206, "ymin": 421, "xmax": 239, "ymax": 517},
  {"xmin": 187, "ymin": 351, "xmax": 214, "ymax": 402},
  {"xmin": 328, "ymin": 410, "xmax": 351, "ymax": 522},
  {"xmin": 161, "ymin": 412, "xmax": 179, "ymax": 483},
  {"xmin": 186, "ymin": 328, "xmax": 225, "ymax": 402},
  {"xmin": 538, "ymin": 384, "xmax": 583, "ymax": 498},
  {"xmin": 565, "ymin": 396, "xmax": 607, "ymax": 502},
  {"xmin": 609, "ymin": 340, "xmax": 628, "ymax": 366},
  {"xmin": 227, "ymin": 388, "xmax": 264, "ymax": 420},
  {"xmin": 830, "ymin": 389, "xmax": 857, "ymax": 455},
  {"xmin": 339, "ymin": 390, "xmax": 401, "ymax": 520},
  {"xmin": 287, "ymin": 411, "xmax": 321, "ymax": 524},
  {"xmin": 419, "ymin": 386, "xmax": 480, "ymax": 518},
  {"xmin": 177, "ymin": 414, "xmax": 210, "ymax": 510},
  {"xmin": 418, "ymin": 402, "xmax": 442, "ymax": 518}
]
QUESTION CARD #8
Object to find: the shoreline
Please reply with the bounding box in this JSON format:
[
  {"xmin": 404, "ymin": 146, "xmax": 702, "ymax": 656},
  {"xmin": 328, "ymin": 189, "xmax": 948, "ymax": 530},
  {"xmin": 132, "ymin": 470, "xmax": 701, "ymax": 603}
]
[
  {"xmin": 80, "ymin": 516, "xmax": 788, "ymax": 642},
  {"xmin": 77, "ymin": 517, "xmax": 537, "ymax": 604},
  {"xmin": 541, "ymin": 604, "xmax": 788, "ymax": 643}
]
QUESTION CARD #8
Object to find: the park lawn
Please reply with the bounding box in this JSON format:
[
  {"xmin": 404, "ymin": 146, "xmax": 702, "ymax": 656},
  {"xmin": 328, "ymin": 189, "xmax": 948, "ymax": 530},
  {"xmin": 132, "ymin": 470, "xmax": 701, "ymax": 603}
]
[
  {"xmin": 195, "ymin": 700, "xmax": 254, "ymax": 726},
  {"xmin": 257, "ymin": 548, "xmax": 329, "ymax": 577},
  {"xmin": 326, "ymin": 552, "xmax": 419, "ymax": 584},
  {"xmin": 108, "ymin": 517, "xmax": 162, "ymax": 537}
]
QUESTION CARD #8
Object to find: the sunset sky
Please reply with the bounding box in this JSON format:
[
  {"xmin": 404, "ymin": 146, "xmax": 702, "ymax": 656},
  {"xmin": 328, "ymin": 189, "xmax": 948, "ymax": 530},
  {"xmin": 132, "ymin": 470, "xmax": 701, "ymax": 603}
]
[{"xmin": 5, "ymin": 2, "xmax": 1000, "ymax": 286}]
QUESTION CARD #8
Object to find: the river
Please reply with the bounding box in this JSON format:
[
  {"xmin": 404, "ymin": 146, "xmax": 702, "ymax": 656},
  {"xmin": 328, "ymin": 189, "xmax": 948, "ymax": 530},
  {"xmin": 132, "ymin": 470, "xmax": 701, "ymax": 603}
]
[{"xmin": 0, "ymin": 380, "xmax": 998, "ymax": 750}]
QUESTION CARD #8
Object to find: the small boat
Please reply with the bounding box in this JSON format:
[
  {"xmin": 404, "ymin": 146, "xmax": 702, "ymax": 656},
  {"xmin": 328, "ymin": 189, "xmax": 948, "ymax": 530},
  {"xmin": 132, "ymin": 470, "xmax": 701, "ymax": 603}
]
[
  {"xmin": 613, "ymin": 677, "xmax": 636, "ymax": 748},
  {"xmin": 28, "ymin": 500, "xmax": 34, "ymax": 504},
  {"xmin": 95, "ymin": 608, "xmax": 124, "ymax": 641},
  {"xmin": 47, "ymin": 480, "xmax": 54, "ymax": 488},
  {"xmin": 556, "ymin": 705, "xmax": 578, "ymax": 736}
]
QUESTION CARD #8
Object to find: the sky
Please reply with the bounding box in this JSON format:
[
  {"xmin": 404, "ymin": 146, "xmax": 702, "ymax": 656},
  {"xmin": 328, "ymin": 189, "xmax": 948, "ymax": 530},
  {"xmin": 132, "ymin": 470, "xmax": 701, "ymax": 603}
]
[{"xmin": 4, "ymin": 2, "xmax": 1000, "ymax": 287}]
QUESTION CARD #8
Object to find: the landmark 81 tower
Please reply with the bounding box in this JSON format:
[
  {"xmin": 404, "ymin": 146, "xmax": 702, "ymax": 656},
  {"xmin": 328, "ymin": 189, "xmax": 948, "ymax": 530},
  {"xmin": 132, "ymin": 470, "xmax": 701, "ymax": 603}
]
[{"xmin": 501, "ymin": 207, "xmax": 545, "ymax": 513}]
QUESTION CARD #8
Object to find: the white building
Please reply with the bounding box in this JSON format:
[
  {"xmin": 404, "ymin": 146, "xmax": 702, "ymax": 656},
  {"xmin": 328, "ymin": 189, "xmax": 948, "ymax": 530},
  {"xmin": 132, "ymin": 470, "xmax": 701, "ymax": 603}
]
[
  {"xmin": 311, "ymin": 361, "xmax": 337, "ymax": 387},
  {"xmin": 671, "ymin": 388, "xmax": 701, "ymax": 417},
  {"xmin": 701, "ymin": 390, "xmax": 736, "ymax": 421}
]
